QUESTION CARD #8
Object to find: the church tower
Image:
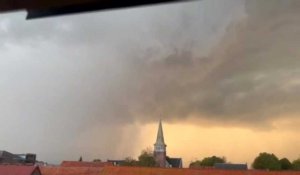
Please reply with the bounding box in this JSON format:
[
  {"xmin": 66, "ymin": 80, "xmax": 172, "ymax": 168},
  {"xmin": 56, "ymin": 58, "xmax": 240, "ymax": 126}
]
[{"xmin": 154, "ymin": 120, "xmax": 167, "ymax": 167}]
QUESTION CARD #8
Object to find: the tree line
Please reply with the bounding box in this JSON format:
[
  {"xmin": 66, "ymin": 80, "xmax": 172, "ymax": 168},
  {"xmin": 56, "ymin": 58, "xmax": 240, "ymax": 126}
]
[
  {"xmin": 89, "ymin": 149, "xmax": 300, "ymax": 170},
  {"xmin": 121, "ymin": 150, "xmax": 300, "ymax": 170},
  {"xmin": 252, "ymin": 152, "xmax": 300, "ymax": 170},
  {"xmin": 189, "ymin": 152, "xmax": 300, "ymax": 171}
]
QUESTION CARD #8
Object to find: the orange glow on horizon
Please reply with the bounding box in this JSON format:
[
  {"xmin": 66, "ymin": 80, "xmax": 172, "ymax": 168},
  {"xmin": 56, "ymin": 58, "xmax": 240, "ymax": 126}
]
[{"xmin": 131, "ymin": 117, "xmax": 300, "ymax": 167}]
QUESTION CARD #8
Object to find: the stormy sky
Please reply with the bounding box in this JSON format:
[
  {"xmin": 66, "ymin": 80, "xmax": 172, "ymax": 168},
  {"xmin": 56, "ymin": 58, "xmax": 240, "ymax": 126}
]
[{"xmin": 1, "ymin": 0, "xmax": 300, "ymax": 166}]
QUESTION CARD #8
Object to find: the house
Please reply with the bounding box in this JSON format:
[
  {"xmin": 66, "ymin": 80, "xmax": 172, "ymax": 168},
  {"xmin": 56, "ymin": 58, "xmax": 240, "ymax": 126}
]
[{"xmin": 0, "ymin": 165, "xmax": 41, "ymax": 175}]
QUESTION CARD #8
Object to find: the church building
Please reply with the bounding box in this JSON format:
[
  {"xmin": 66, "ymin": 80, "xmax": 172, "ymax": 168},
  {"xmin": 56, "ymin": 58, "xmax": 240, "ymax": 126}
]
[{"xmin": 154, "ymin": 120, "xmax": 183, "ymax": 168}]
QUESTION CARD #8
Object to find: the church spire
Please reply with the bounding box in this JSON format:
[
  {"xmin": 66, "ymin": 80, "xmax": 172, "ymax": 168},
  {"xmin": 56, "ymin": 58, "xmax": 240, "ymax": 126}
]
[
  {"xmin": 154, "ymin": 119, "xmax": 167, "ymax": 167},
  {"xmin": 155, "ymin": 119, "xmax": 165, "ymax": 145},
  {"xmin": 154, "ymin": 119, "xmax": 166, "ymax": 152}
]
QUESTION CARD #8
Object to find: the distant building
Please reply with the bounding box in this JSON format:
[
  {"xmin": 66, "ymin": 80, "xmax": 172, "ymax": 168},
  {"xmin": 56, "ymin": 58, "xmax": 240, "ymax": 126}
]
[
  {"xmin": 214, "ymin": 163, "xmax": 247, "ymax": 170},
  {"xmin": 0, "ymin": 151, "xmax": 22, "ymax": 164},
  {"xmin": 154, "ymin": 120, "xmax": 183, "ymax": 168},
  {"xmin": 0, "ymin": 150, "xmax": 36, "ymax": 165},
  {"xmin": 166, "ymin": 157, "xmax": 183, "ymax": 168},
  {"xmin": 0, "ymin": 165, "xmax": 41, "ymax": 175},
  {"xmin": 107, "ymin": 160, "xmax": 126, "ymax": 166}
]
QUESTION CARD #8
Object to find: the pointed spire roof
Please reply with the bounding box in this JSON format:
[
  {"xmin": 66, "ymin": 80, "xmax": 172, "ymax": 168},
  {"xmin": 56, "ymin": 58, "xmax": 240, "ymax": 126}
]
[{"xmin": 155, "ymin": 119, "xmax": 166, "ymax": 145}]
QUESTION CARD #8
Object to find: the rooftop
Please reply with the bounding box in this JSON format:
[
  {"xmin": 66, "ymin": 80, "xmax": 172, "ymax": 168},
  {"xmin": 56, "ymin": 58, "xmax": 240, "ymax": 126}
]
[
  {"xmin": 61, "ymin": 161, "xmax": 113, "ymax": 167},
  {"xmin": 0, "ymin": 165, "xmax": 41, "ymax": 175},
  {"xmin": 41, "ymin": 166, "xmax": 300, "ymax": 175}
]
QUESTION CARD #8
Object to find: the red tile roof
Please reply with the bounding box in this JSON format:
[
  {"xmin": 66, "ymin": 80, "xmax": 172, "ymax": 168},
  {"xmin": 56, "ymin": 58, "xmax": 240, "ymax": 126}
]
[
  {"xmin": 41, "ymin": 166, "xmax": 300, "ymax": 175},
  {"xmin": 61, "ymin": 161, "xmax": 113, "ymax": 167},
  {"xmin": 41, "ymin": 167, "xmax": 103, "ymax": 175},
  {"xmin": 0, "ymin": 165, "xmax": 41, "ymax": 175}
]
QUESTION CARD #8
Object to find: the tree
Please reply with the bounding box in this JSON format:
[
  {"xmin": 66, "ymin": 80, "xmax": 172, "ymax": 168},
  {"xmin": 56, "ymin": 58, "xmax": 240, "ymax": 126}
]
[
  {"xmin": 189, "ymin": 160, "xmax": 202, "ymax": 168},
  {"xmin": 120, "ymin": 148, "xmax": 156, "ymax": 167},
  {"xmin": 121, "ymin": 157, "xmax": 138, "ymax": 166},
  {"xmin": 200, "ymin": 156, "xmax": 226, "ymax": 166},
  {"xmin": 93, "ymin": 159, "xmax": 102, "ymax": 162},
  {"xmin": 292, "ymin": 158, "xmax": 300, "ymax": 170},
  {"xmin": 137, "ymin": 149, "xmax": 156, "ymax": 167},
  {"xmin": 279, "ymin": 158, "xmax": 292, "ymax": 170},
  {"xmin": 252, "ymin": 152, "xmax": 281, "ymax": 170},
  {"xmin": 189, "ymin": 156, "xmax": 226, "ymax": 168}
]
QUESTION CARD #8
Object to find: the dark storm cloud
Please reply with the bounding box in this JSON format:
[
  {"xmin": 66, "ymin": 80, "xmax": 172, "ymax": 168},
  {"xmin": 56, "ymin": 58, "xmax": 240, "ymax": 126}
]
[
  {"xmin": 2, "ymin": 0, "xmax": 300, "ymax": 127},
  {"xmin": 2, "ymin": 0, "xmax": 245, "ymax": 123},
  {"xmin": 122, "ymin": 0, "xmax": 300, "ymax": 127}
]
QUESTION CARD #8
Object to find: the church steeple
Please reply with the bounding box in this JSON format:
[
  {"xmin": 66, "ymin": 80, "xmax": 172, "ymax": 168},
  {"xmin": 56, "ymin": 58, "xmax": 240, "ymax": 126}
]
[
  {"xmin": 154, "ymin": 120, "xmax": 167, "ymax": 167},
  {"xmin": 155, "ymin": 119, "xmax": 166, "ymax": 147}
]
